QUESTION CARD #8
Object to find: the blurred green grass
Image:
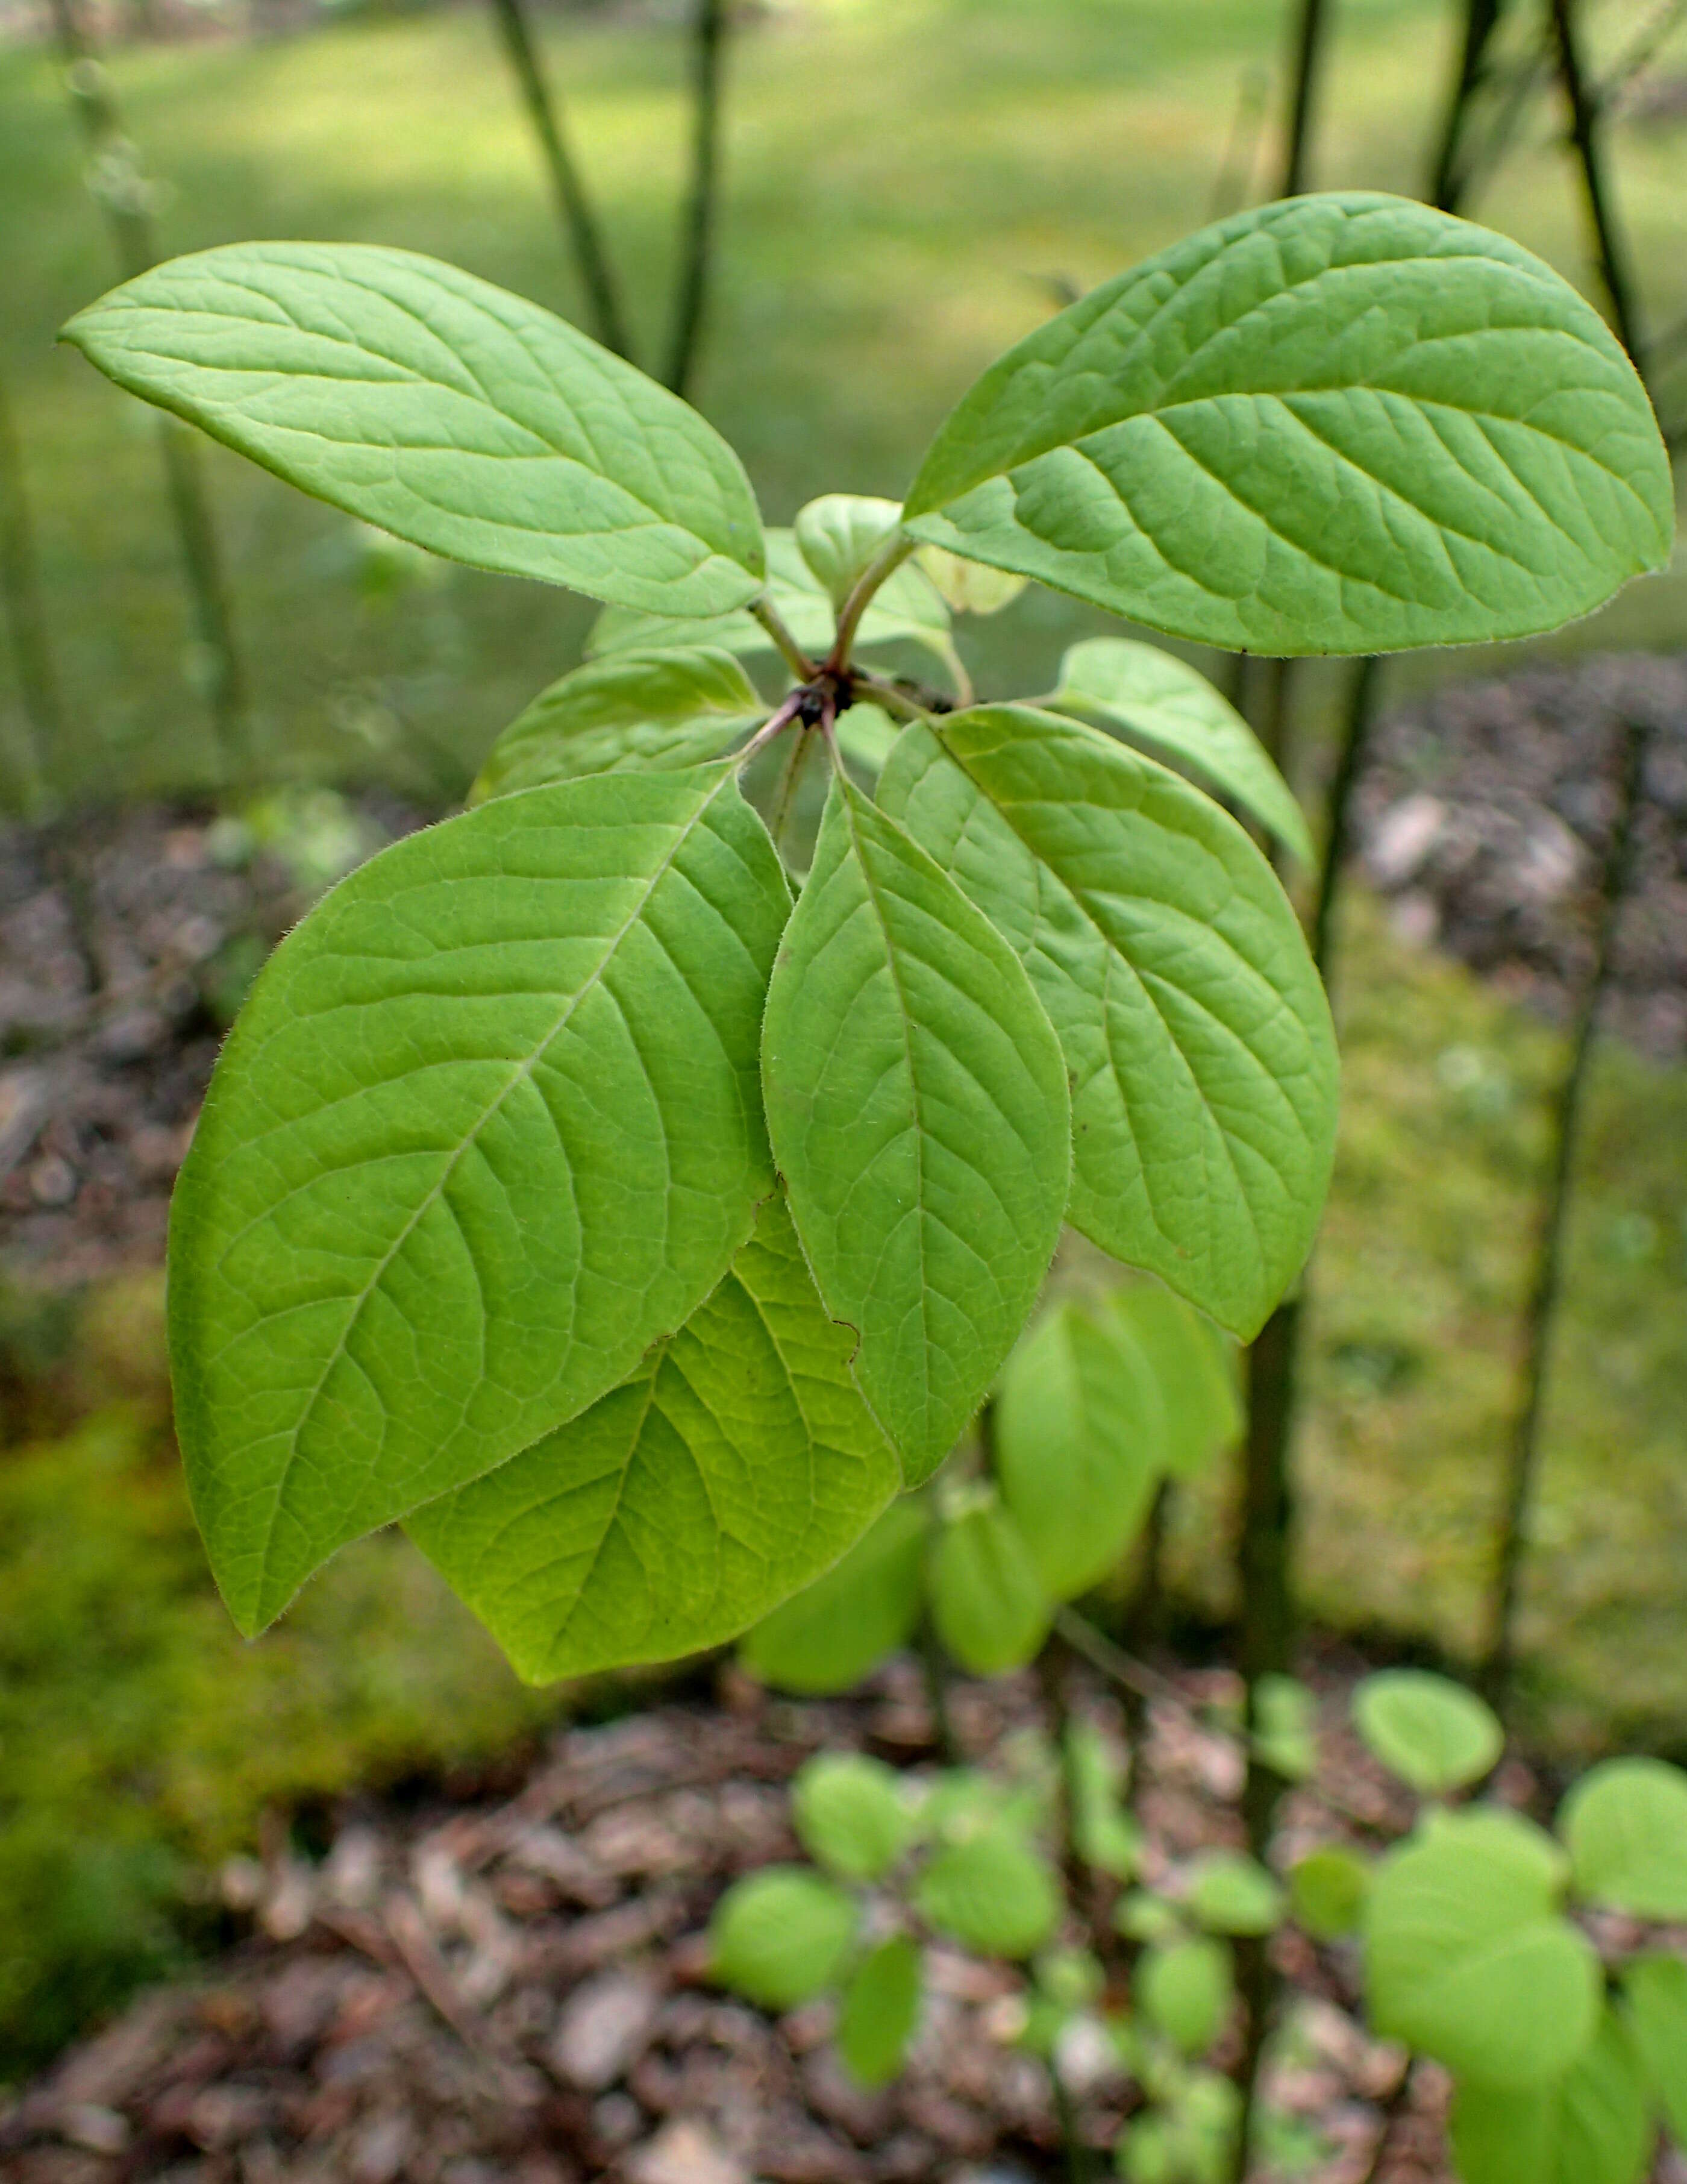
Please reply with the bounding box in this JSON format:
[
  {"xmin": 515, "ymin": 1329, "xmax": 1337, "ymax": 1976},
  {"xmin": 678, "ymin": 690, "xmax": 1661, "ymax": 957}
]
[
  {"xmin": 2, "ymin": 0, "xmax": 1685, "ymax": 799},
  {"xmin": 1, "ymin": 0, "xmax": 1685, "ymax": 2078}
]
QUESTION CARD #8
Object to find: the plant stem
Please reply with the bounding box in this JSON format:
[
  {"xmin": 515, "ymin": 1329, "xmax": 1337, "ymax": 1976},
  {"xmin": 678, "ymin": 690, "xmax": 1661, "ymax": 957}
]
[
  {"xmin": 1307, "ymin": 656, "xmax": 1382, "ymax": 984},
  {"xmin": 1279, "ymin": 0, "xmax": 1332, "ymax": 196},
  {"xmin": 666, "ymin": 0, "xmax": 728, "ymax": 398},
  {"xmin": 487, "ymin": 0, "xmax": 633, "ymax": 360},
  {"xmin": 1427, "ymin": 0, "xmax": 1503, "ymax": 209},
  {"xmin": 0, "ymin": 371, "xmax": 60, "ymax": 815},
  {"xmin": 827, "ymin": 532, "xmax": 917, "ymax": 674},
  {"xmin": 749, "ymin": 594, "xmax": 817, "ymax": 681},
  {"xmin": 767, "ymin": 721, "xmax": 815, "ymax": 858},
  {"xmin": 51, "ymin": 0, "xmax": 246, "ymax": 778},
  {"xmin": 917, "ymin": 1609, "xmax": 961, "ymax": 1765},
  {"xmin": 1548, "ymin": 0, "xmax": 1648, "ymax": 373},
  {"xmin": 1480, "ymin": 718, "xmax": 1649, "ymax": 1707}
]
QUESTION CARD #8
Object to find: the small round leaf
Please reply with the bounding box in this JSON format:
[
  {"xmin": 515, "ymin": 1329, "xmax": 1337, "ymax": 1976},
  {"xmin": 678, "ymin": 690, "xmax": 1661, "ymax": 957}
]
[
  {"xmin": 914, "ymin": 1830, "xmax": 1062, "ymax": 1959},
  {"xmin": 1185, "ymin": 1853, "xmax": 1285, "ymax": 1938},
  {"xmin": 1289, "ymin": 1848, "xmax": 1369, "ymax": 1941},
  {"xmin": 1136, "ymin": 1936, "xmax": 1234, "ymax": 2057},
  {"xmin": 929, "ymin": 1501, "xmax": 1054, "ymax": 1676},
  {"xmin": 1353, "ymin": 1670, "xmax": 1503, "ymax": 1796},
  {"xmin": 836, "ymin": 1935, "xmax": 923, "ymax": 2088},
  {"xmin": 792, "ymin": 1753, "xmax": 916, "ymax": 1884},
  {"xmin": 709, "ymin": 1866, "xmax": 857, "ymax": 2009},
  {"xmin": 1561, "ymin": 1757, "xmax": 1687, "ymax": 1921}
]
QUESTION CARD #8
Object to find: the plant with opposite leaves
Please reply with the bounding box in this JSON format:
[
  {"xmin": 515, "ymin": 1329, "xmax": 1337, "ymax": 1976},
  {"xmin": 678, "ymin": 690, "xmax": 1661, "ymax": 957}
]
[
  {"xmin": 61, "ymin": 192, "xmax": 1671, "ymax": 1677},
  {"xmin": 707, "ymin": 1668, "xmax": 1687, "ymax": 2184}
]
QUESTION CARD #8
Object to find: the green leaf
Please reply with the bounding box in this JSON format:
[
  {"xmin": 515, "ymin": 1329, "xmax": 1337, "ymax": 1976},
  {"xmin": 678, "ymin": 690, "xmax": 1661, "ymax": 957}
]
[
  {"xmin": 914, "ymin": 1829, "xmax": 1062, "ymax": 1959},
  {"xmin": 1449, "ymin": 2007, "xmax": 1653, "ymax": 2184},
  {"xmin": 994, "ymin": 1298, "xmax": 1168, "ymax": 1600},
  {"xmin": 406, "ymin": 1192, "xmax": 899, "ymax": 1681},
  {"xmin": 169, "ymin": 765, "xmax": 791, "ymax": 1635},
  {"xmin": 795, "ymin": 494, "xmax": 904, "ymax": 610},
  {"xmin": 792, "ymin": 1753, "xmax": 917, "ymax": 1883},
  {"xmin": 928, "ymin": 1498, "xmax": 1054, "ymax": 1674},
  {"xmin": 590, "ymin": 530, "xmax": 963, "ymax": 691},
  {"xmin": 1110, "ymin": 1286, "xmax": 1239, "ymax": 1482},
  {"xmin": 469, "ymin": 648, "xmax": 765, "ymax": 803},
  {"xmin": 709, "ymin": 1866, "xmax": 858, "ymax": 2009},
  {"xmin": 1561, "ymin": 1758, "xmax": 1687, "ymax": 1921},
  {"xmin": 762, "ymin": 772, "xmax": 1071, "ymax": 1481},
  {"xmin": 739, "ymin": 1497, "xmax": 928, "ymax": 1695},
  {"xmin": 902, "ymin": 194, "xmax": 1672, "ymax": 654},
  {"xmin": 916, "ymin": 543, "xmax": 1028, "ymax": 617},
  {"xmin": 1186, "ymin": 1853, "xmax": 1285, "ymax": 1938},
  {"xmin": 837, "ymin": 1935, "xmax": 923, "ymax": 2088},
  {"xmin": 63, "ymin": 243, "xmax": 765, "ymax": 615},
  {"xmin": 1115, "ymin": 1891, "xmax": 1182, "ymax": 1945},
  {"xmin": 1623, "ymin": 1953, "xmax": 1687, "ymax": 2141},
  {"xmin": 1048, "ymin": 639, "xmax": 1312, "ymax": 867},
  {"xmin": 834, "ymin": 704, "xmax": 900, "ymax": 782},
  {"xmin": 1364, "ymin": 1808, "xmax": 1600, "ymax": 2087},
  {"xmin": 1353, "ymin": 1671, "xmax": 1503, "ymax": 1798},
  {"xmin": 1252, "ymin": 1674, "xmax": 1319, "ymax": 1783},
  {"xmin": 1288, "ymin": 1848, "xmax": 1369, "ymax": 1941},
  {"xmin": 1068, "ymin": 1721, "xmax": 1142, "ymax": 1880},
  {"xmin": 1137, "ymin": 1937, "xmax": 1233, "ymax": 2057},
  {"xmin": 878, "ymin": 706, "xmax": 1336, "ymax": 1340}
]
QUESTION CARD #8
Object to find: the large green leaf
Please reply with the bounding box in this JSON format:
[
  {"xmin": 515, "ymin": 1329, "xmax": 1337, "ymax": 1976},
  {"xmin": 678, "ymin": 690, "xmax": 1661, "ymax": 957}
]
[
  {"xmin": 928, "ymin": 1498, "xmax": 1053, "ymax": 1674},
  {"xmin": 169, "ymin": 765, "xmax": 791, "ymax": 1634},
  {"xmin": 994, "ymin": 1297, "xmax": 1168, "ymax": 1599},
  {"xmin": 762, "ymin": 773, "xmax": 1071, "ymax": 1481},
  {"xmin": 590, "ymin": 530, "xmax": 962, "ymax": 689},
  {"xmin": 1623, "ymin": 1953, "xmax": 1687, "ymax": 2141},
  {"xmin": 878, "ymin": 706, "xmax": 1337, "ymax": 1338},
  {"xmin": 406, "ymin": 1193, "xmax": 898, "ymax": 1681},
  {"xmin": 63, "ymin": 243, "xmax": 765, "ymax": 615},
  {"xmin": 902, "ymin": 194, "xmax": 1672, "ymax": 654},
  {"xmin": 1048, "ymin": 639, "xmax": 1312, "ymax": 866},
  {"xmin": 1364, "ymin": 1809, "xmax": 1600, "ymax": 2088},
  {"xmin": 1449, "ymin": 2008, "xmax": 1653, "ymax": 2184},
  {"xmin": 470, "ymin": 648, "xmax": 765, "ymax": 803},
  {"xmin": 1353, "ymin": 1671, "xmax": 1503, "ymax": 1798},
  {"xmin": 1561, "ymin": 1758, "xmax": 1687, "ymax": 1921},
  {"xmin": 710, "ymin": 1866, "xmax": 857, "ymax": 2009},
  {"xmin": 1110, "ymin": 1285, "xmax": 1239, "ymax": 1481},
  {"xmin": 739, "ymin": 1496, "xmax": 928, "ymax": 1695}
]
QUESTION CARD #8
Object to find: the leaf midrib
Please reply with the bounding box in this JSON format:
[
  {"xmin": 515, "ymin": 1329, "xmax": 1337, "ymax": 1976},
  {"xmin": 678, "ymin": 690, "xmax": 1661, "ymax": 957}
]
[{"xmin": 248, "ymin": 768, "xmax": 737, "ymax": 1613}]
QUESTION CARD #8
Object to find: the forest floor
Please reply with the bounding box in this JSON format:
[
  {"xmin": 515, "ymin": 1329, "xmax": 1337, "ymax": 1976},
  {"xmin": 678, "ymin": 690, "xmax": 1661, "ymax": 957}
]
[{"xmin": 0, "ymin": 1654, "xmax": 1606, "ymax": 2184}]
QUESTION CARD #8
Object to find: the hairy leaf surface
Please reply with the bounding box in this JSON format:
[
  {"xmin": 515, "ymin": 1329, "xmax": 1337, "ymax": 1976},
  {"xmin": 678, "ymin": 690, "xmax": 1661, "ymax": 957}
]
[
  {"xmin": 170, "ymin": 765, "xmax": 791, "ymax": 1634},
  {"xmin": 590, "ymin": 530, "xmax": 962, "ymax": 689},
  {"xmin": 1049, "ymin": 638, "xmax": 1312, "ymax": 864},
  {"xmin": 407, "ymin": 1194, "xmax": 898, "ymax": 1681},
  {"xmin": 64, "ymin": 243, "xmax": 765, "ymax": 613},
  {"xmin": 762, "ymin": 774, "xmax": 1071, "ymax": 1481},
  {"xmin": 903, "ymin": 195, "xmax": 1672, "ymax": 653},
  {"xmin": 995, "ymin": 1298, "xmax": 1168, "ymax": 1599},
  {"xmin": 471, "ymin": 647, "xmax": 764, "ymax": 803},
  {"xmin": 878, "ymin": 706, "xmax": 1337, "ymax": 1337}
]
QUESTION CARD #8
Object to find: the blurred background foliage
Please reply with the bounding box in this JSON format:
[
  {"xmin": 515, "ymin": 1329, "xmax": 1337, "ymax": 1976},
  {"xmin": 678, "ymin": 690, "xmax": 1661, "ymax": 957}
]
[{"xmin": 1, "ymin": 0, "xmax": 1684, "ymax": 2080}]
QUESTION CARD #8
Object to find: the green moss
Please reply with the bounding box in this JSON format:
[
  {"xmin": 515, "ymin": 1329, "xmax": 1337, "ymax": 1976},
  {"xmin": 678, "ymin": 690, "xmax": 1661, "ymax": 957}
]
[{"xmin": 0, "ymin": 1404, "xmax": 555, "ymax": 2076}]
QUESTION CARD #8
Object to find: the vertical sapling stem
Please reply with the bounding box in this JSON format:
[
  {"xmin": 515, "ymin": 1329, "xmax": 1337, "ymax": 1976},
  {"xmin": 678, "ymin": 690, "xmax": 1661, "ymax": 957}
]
[
  {"xmin": 1548, "ymin": 0, "xmax": 1648, "ymax": 374},
  {"xmin": 1481, "ymin": 718, "xmax": 1650, "ymax": 1707},
  {"xmin": 0, "ymin": 371, "xmax": 61, "ymax": 815},
  {"xmin": 666, "ymin": 0, "xmax": 729, "ymax": 398},
  {"xmin": 487, "ymin": 0, "xmax": 634, "ymax": 362}
]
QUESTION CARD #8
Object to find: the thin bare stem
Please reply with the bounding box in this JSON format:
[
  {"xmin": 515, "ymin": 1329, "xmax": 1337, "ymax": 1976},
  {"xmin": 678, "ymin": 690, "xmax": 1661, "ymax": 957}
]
[
  {"xmin": 735, "ymin": 688, "xmax": 803, "ymax": 768},
  {"xmin": 666, "ymin": 0, "xmax": 728, "ymax": 397},
  {"xmin": 1309, "ymin": 656, "xmax": 1383, "ymax": 983},
  {"xmin": 487, "ymin": 0, "xmax": 633, "ymax": 360},
  {"xmin": 0, "ymin": 371, "xmax": 61, "ymax": 815},
  {"xmin": 1279, "ymin": 0, "xmax": 1332, "ymax": 197},
  {"xmin": 1427, "ymin": 0, "xmax": 1503, "ymax": 209},
  {"xmin": 827, "ymin": 532, "xmax": 917, "ymax": 673},
  {"xmin": 1549, "ymin": 0, "xmax": 1648, "ymax": 374},
  {"xmin": 1481, "ymin": 720, "xmax": 1650, "ymax": 1708},
  {"xmin": 51, "ymin": 0, "xmax": 246, "ymax": 777},
  {"xmin": 749, "ymin": 594, "xmax": 817, "ymax": 681},
  {"xmin": 851, "ymin": 670, "xmax": 934, "ymax": 725}
]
